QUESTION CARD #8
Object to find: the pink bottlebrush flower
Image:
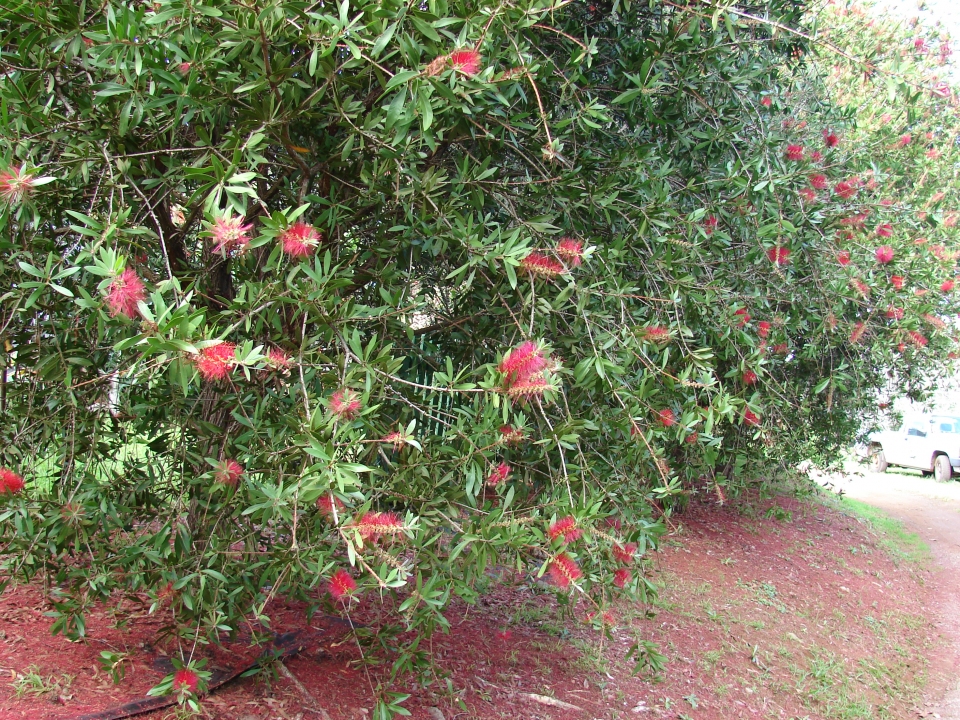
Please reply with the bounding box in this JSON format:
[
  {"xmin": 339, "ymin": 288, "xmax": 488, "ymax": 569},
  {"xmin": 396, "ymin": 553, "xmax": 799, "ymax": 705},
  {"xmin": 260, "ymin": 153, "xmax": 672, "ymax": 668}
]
[
  {"xmin": 945, "ymin": 213, "xmax": 958, "ymax": 228},
  {"xmin": 209, "ymin": 215, "xmax": 253, "ymax": 255},
  {"xmin": 875, "ymin": 245, "xmax": 895, "ymax": 264},
  {"xmin": 499, "ymin": 425, "xmax": 526, "ymax": 445},
  {"xmin": 280, "ymin": 221, "xmax": 321, "ymax": 257},
  {"xmin": 214, "ymin": 459, "xmax": 244, "ymax": 487},
  {"xmin": 915, "ymin": 37, "xmax": 928, "ymax": 52},
  {"xmin": 834, "ymin": 181, "xmax": 858, "ymax": 200},
  {"xmin": 880, "ymin": 198, "xmax": 894, "ymax": 207},
  {"xmin": 851, "ymin": 279, "xmax": 870, "ymax": 298},
  {"xmin": 178, "ymin": 61, "xmax": 191, "ymax": 74},
  {"xmin": 173, "ymin": 668, "xmax": 199, "ymax": 694},
  {"xmin": 316, "ymin": 493, "xmax": 345, "ymax": 517},
  {"xmin": 355, "ymin": 511, "xmax": 404, "ymax": 539},
  {"xmin": 897, "ymin": 342, "xmax": 906, "ymax": 353},
  {"xmin": 837, "ymin": 251, "xmax": 851, "ymax": 266},
  {"xmin": 556, "ymin": 238, "xmax": 584, "ymax": 267},
  {"xmin": 743, "ymin": 369, "xmax": 758, "ymax": 385},
  {"xmin": 486, "ymin": 462, "xmax": 511, "ymax": 487},
  {"xmin": 927, "ymin": 148, "xmax": 942, "ymax": 159},
  {"xmin": 941, "ymin": 279, "xmax": 955, "ymax": 292},
  {"xmin": 897, "ymin": 134, "xmax": 912, "ymax": 147},
  {"xmin": 822, "ymin": 130, "xmax": 839, "ymax": 148},
  {"xmin": 547, "ymin": 552, "xmax": 582, "ymax": 589},
  {"xmin": 931, "ymin": 244, "xmax": 948, "ymax": 260},
  {"xmin": 923, "ymin": 314, "xmax": 947, "ymax": 330},
  {"xmin": 519, "ymin": 251, "xmax": 566, "ymax": 278},
  {"xmin": 890, "ymin": 275, "xmax": 904, "ymax": 290},
  {"xmin": 880, "ymin": 113, "xmax": 892, "ymax": 124},
  {"xmin": 810, "ymin": 151, "xmax": 823, "ymax": 162},
  {"xmin": 772, "ymin": 342, "xmax": 788, "ymax": 354},
  {"xmin": 612, "ymin": 542, "xmax": 637, "ymax": 564},
  {"xmin": 840, "ymin": 213, "xmax": 868, "ymax": 229},
  {"xmin": 796, "ymin": 121, "xmax": 807, "ymax": 130},
  {"xmin": 106, "ymin": 268, "xmax": 147, "ymax": 319},
  {"xmin": 329, "ymin": 388, "xmax": 362, "ymax": 419},
  {"xmin": 799, "ymin": 188, "xmax": 817, "ymax": 204},
  {"xmin": 703, "ymin": 215, "xmax": 718, "ymax": 235},
  {"xmin": 876, "ymin": 223, "xmax": 893, "ymax": 238},
  {"xmin": 450, "ymin": 48, "xmax": 482, "ymax": 75},
  {"xmin": 505, "ymin": 374, "xmax": 553, "ymax": 400},
  {"xmin": 916, "ymin": 288, "xmax": 929, "ymax": 297},
  {"xmin": 918, "ymin": 211, "xmax": 928, "ymax": 222},
  {"xmin": 266, "ymin": 348, "xmax": 292, "ymax": 371},
  {"xmin": 767, "ymin": 246, "xmax": 791, "ymax": 265},
  {"xmin": 850, "ymin": 321, "xmax": 867, "ymax": 344},
  {"xmin": 656, "ymin": 408, "xmax": 675, "ymax": 427},
  {"xmin": 734, "ymin": 308, "xmax": 750, "ymax": 326},
  {"xmin": 194, "ymin": 342, "xmax": 236, "ymax": 381},
  {"xmin": 0, "ymin": 469, "xmax": 24, "ymax": 495},
  {"xmin": 381, "ymin": 431, "xmax": 407, "ymax": 451},
  {"xmin": 498, "ymin": 341, "xmax": 546, "ymax": 384},
  {"xmin": 548, "ymin": 516, "xmax": 582, "ymax": 543},
  {"xmin": 885, "ymin": 306, "xmax": 904, "ymax": 320},
  {"xmin": 809, "ymin": 174, "xmax": 828, "ymax": 190},
  {"xmin": 760, "ymin": 96, "xmax": 772, "ymax": 107},
  {"xmin": 641, "ymin": 325, "xmax": 671, "ymax": 343},
  {"xmin": 329, "ymin": 569, "xmax": 358, "ymax": 601},
  {"xmin": 757, "ymin": 321, "xmax": 771, "ymax": 338},
  {"xmin": 908, "ymin": 330, "xmax": 928, "ymax": 347},
  {"xmin": 743, "ymin": 409, "xmax": 761, "ymax": 427},
  {"xmin": 0, "ymin": 166, "xmax": 37, "ymax": 205},
  {"xmin": 614, "ymin": 568, "xmax": 632, "ymax": 589},
  {"xmin": 785, "ymin": 144, "xmax": 804, "ymax": 161}
]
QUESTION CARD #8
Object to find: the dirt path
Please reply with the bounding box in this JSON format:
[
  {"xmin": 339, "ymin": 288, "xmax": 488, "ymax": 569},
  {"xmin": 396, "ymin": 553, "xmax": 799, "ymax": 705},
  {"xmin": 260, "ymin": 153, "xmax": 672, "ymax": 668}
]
[{"xmin": 821, "ymin": 466, "xmax": 960, "ymax": 718}]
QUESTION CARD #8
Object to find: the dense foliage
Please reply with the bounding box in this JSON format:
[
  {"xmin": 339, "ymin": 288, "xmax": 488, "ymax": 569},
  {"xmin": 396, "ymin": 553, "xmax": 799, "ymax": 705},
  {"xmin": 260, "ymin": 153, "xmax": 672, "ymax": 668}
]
[{"xmin": 1, "ymin": 0, "xmax": 958, "ymax": 710}]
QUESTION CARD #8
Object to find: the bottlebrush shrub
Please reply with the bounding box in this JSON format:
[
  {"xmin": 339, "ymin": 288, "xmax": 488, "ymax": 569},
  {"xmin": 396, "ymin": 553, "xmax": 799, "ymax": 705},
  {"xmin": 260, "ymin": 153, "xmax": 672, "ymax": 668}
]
[{"xmin": 0, "ymin": 0, "xmax": 958, "ymax": 714}]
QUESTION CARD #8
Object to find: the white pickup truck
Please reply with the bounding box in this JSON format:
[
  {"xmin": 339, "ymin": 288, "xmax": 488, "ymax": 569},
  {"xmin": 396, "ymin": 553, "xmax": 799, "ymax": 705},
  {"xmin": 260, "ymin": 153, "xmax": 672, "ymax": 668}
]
[{"xmin": 868, "ymin": 415, "xmax": 960, "ymax": 481}]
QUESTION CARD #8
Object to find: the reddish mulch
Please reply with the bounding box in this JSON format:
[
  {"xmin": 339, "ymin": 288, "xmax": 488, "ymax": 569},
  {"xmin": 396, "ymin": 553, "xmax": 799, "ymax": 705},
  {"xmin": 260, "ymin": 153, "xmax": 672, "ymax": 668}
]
[{"xmin": 0, "ymin": 492, "xmax": 948, "ymax": 720}]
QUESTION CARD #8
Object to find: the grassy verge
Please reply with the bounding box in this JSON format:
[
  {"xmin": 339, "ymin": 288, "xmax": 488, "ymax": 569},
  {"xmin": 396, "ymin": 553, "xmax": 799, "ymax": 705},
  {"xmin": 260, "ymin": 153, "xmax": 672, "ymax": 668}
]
[{"xmin": 836, "ymin": 497, "xmax": 931, "ymax": 565}]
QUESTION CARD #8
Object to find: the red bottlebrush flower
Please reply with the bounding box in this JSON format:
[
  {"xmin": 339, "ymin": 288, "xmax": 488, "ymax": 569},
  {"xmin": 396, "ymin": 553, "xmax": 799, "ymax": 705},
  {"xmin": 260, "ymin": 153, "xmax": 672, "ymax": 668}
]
[
  {"xmin": 547, "ymin": 552, "xmax": 582, "ymax": 589},
  {"xmin": 840, "ymin": 214, "xmax": 868, "ymax": 229},
  {"xmin": 945, "ymin": 213, "xmax": 958, "ymax": 229},
  {"xmin": 548, "ymin": 516, "xmax": 582, "ymax": 543},
  {"xmin": 194, "ymin": 342, "xmax": 236, "ymax": 381},
  {"xmin": 355, "ymin": 511, "xmax": 404, "ymax": 539},
  {"xmin": 685, "ymin": 430, "xmax": 699, "ymax": 444},
  {"xmin": 449, "ymin": 48, "xmax": 482, "ymax": 75},
  {"xmin": 614, "ymin": 568, "xmax": 632, "ymax": 589},
  {"xmin": 822, "ymin": 130, "xmax": 839, "ymax": 148},
  {"xmin": 767, "ymin": 246, "xmax": 791, "ymax": 266},
  {"xmin": 178, "ymin": 61, "xmax": 191, "ymax": 74},
  {"xmin": 941, "ymin": 279, "xmax": 955, "ymax": 292},
  {"xmin": 329, "ymin": 569, "xmax": 358, "ymax": 601},
  {"xmin": 927, "ymin": 148, "xmax": 942, "ymax": 159},
  {"xmin": 799, "ymin": 188, "xmax": 817, "ymax": 204},
  {"xmin": 266, "ymin": 348, "xmax": 292, "ymax": 371},
  {"xmin": 897, "ymin": 134, "xmax": 912, "ymax": 147},
  {"xmin": 487, "ymin": 462, "xmax": 511, "ymax": 487},
  {"xmin": 922, "ymin": 314, "xmax": 947, "ymax": 330},
  {"xmin": 908, "ymin": 330, "xmax": 928, "ymax": 348},
  {"xmin": 209, "ymin": 215, "xmax": 253, "ymax": 255},
  {"xmin": 329, "ymin": 388, "xmax": 362, "ymax": 419},
  {"xmin": 0, "ymin": 469, "xmax": 24, "ymax": 495},
  {"xmin": 918, "ymin": 211, "xmax": 928, "ymax": 222},
  {"xmin": 785, "ymin": 144, "xmax": 804, "ymax": 161},
  {"xmin": 890, "ymin": 275, "xmax": 904, "ymax": 290},
  {"xmin": 641, "ymin": 325, "xmax": 671, "ymax": 343},
  {"xmin": 743, "ymin": 369, "xmax": 758, "ymax": 385},
  {"xmin": 505, "ymin": 374, "xmax": 553, "ymax": 400},
  {"xmin": 880, "ymin": 198, "xmax": 894, "ymax": 207},
  {"xmin": 556, "ymin": 238, "xmax": 584, "ymax": 267},
  {"xmin": 498, "ymin": 341, "xmax": 546, "ymax": 384},
  {"xmin": 885, "ymin": 306, "xmax": 904, "ymax": 320},
  {"xmin": 772, "ymin": 343, "xmax": 789, "ymax": 354},
  {"xmin": 656, "ymin": 408, "xmax": 675, "ymax": 427},
  {"xmin": 499, "ymin": 424, "xmax": 526, "ymax": 445},
  {"xmin": 875, "ymin": 245, "xmax": 895, "ymax": 264},
  {"xmin": 796, "ymin": 121, "xmax": 807, "ymax": 130},
  {"xmin": 173, "ymin": 668, "xmax": 199, "ymax": 694},
  {"xmin": 834, "ymin": 181, "xmax": 858, "ymax": 200},
  {"xmin": 280, "ymin": 221, "xmax": 320, "ymax": 257},
  {"xmin": 850, "ymin": 321, "xmax": 867, "ymax": 344},
  {"xmin": 734, "ymin": 308, "xmax": 750, "ymax": 327},
  {"xmin": 757, "ymin": 320, "xmax": 771, "ymax": 338},
  {"xmin": 381, "ymin": 431, "xmax": 408, "ymax": 451},
  {"xmin": 519, "ymin": 251, "xmax": 565, "ymax": 278},
  {"xmin": 316, "ymin": 493, "xmax": 345, "ymax": 517},
  {"xmin": 106, "ymin": 268, "xmax": 147, "ymax": 319},
  {"xmin": 214, "ymin": 459, "xmax": 243, "ymax": 487},
  {"xmin": 810, "ymin": 151, "xmax": 823, "ymax": 162},
  {"xmin": 743, "ymin": 409, "xmax": 761, "ymax": 427},
  {"xmin": 851, "ymin": 279, "xmax": 870, "ymax": 297},
  {"xmin": 876, "ymin": 223, "xmax": 893, "ymax": 238},
  {"xmin": 837, "ymin": 251, "xmax": 851, "ymax": 266},
  {"xmin": 703, "ymin": 215, "xmax": 718, "ymax": 235},
  {"xmin": 760, "ymin": 96, "xmax": 772, "ymax": 107},
  {"xmin": 0, "ymin": 165, "xmax": 37, "ymax": 205},
  {"xmin": 914, "ymin": 37, "xmax": 928, "ymax": 52},
  {"xmin": 612, "ymin": 542, "xmax": 637, "ymax": 564}
]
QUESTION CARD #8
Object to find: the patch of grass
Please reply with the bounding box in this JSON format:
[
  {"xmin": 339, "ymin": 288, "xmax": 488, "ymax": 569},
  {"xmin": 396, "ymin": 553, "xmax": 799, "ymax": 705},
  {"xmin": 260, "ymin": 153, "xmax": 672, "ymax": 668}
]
[
  {"xmin": 12, "ymin": 665, "xmax": 73, "ymax": 699},
  {"xmin": 838, "ymin": 498, "xmax": 931, "ymax": 565}
]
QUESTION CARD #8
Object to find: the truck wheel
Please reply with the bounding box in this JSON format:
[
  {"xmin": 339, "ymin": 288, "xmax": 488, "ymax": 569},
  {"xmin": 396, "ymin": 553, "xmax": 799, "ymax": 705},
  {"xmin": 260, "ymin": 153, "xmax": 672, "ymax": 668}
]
[
  {"xmin": 935, "ymin": 454, "xmax": 953, "ymax": 482},
  {"xmin": 871, "ymin": 448, "xmax": 888, "ymax": 473}
]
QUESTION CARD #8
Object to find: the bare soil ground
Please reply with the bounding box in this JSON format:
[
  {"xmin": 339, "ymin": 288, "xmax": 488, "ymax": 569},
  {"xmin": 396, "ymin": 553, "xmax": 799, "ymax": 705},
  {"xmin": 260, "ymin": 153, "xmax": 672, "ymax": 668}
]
[{"xmin": 0, "ymin": 486, "xmax": 951, "ymax": 720}]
